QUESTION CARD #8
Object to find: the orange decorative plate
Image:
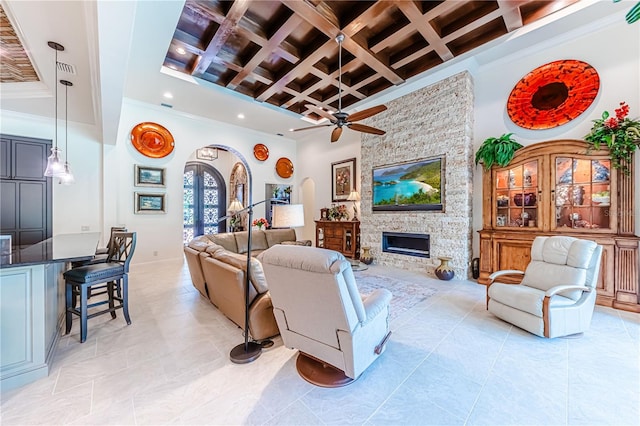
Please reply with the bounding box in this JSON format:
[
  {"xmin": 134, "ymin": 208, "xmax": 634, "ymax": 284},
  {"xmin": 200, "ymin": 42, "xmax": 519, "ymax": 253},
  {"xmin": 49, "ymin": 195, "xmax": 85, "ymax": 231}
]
[
  {"xmin": 130, "ymin": 122, "xmax": 175, "ymax": 158},
  {"xmin": 253, "ymin": 143, "xmax": 269, "ymax": 161},
  {"xmin": 507, "ymin": 60, "xmax": 600, "ymax": 130},
  {"xmin": 275, "ymin": 157, "xmax": 293, "ymax": 178}
]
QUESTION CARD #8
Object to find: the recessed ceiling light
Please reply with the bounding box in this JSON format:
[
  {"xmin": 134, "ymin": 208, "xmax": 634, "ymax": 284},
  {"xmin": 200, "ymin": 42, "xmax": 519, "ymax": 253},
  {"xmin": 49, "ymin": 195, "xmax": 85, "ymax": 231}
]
[
  {"xmin": 176, "ymin": 47, "xmax": 186, "ymax": 55},
  {"xmin": 288, "ymin": 128, "xmax": 294, "ymax": 132},
  {"xmin": 168, "ymin": 64, "xmax": 177, "ymax": 70},
  {"xmin": 237, "ymin": 113, "xmax": 245, "ymax": 119},
  {"xmin": 163, "ymin": 92, "xmax": 173, "ymax": 99}
]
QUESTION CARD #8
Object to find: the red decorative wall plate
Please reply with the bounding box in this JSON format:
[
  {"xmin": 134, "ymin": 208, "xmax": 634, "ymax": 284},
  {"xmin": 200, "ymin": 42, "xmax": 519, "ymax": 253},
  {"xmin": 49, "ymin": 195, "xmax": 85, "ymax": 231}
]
[
  {"xmin": 130, "ymin": 122, "xmax": 175, "ymax": 158},
  {"xmin": 507, "ymin": 60, "xmax": 600, "ymax": 130}
]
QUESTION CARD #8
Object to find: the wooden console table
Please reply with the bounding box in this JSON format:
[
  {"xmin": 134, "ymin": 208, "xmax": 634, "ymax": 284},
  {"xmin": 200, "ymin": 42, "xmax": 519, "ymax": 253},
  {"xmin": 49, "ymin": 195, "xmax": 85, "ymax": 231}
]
[{"xmin": 315, "ymin": 220, "xmax": 360, "ymax": 259}]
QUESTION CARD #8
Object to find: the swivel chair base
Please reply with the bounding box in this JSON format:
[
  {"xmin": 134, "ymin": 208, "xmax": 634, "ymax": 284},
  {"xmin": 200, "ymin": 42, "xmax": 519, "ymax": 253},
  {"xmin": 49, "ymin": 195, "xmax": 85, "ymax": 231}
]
[{"xmin": 296, "ymin": 352, "xmax": 354, "ymax": 388}]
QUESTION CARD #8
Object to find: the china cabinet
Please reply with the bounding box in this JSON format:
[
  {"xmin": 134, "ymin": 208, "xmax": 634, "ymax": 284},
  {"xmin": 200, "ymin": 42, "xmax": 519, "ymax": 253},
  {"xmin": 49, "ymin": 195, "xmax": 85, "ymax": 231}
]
[
  {"xmin": 315, "ymin": 220, "xmax": 360, "ymax": 259},
  {"xmin": 479, "ymin": 139, "xmax": 639, "ymax": 313}
]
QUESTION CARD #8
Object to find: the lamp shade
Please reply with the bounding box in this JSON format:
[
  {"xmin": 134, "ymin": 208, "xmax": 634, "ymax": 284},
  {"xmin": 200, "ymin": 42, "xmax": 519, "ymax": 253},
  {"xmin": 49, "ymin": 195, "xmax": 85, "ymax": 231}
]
[
  {"xmin": 272, "ymin": 204, "xmax": 304, "ymax": 228},
  {"xmin": 347, "ymin": 191, "xmax": 361, "ymax": 201},
  {"xmin": 228, "ymin": 199, "xmax": 244, "ymax": 212}
]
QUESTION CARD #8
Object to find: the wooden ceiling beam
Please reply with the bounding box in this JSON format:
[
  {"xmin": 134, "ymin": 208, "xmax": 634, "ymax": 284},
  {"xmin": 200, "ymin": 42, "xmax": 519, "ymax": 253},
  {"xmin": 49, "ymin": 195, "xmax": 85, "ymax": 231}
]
[
  {"xmin": 227, "ymin": 13, "xmax": 303, "ymax": 90},
  {"xmin": 281, "ymin": 0, "xmax": 404, "ymax": 84},
  {"xmin": 396, "ymin": 1, "xmax": 454, "ymax": 62},
  {"xmin": 498, "ymin": 0, "xmax": 527, "ymax": 31},
  {"xmin": 192, "ymin": 0, "xmax": 251, "ymax": 75}
]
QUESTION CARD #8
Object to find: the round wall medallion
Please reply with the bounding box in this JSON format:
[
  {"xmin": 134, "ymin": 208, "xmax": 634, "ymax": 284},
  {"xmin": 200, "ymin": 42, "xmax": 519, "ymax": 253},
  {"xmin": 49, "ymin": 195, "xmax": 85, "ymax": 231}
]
[
  {"xmin": 130, "ymin": 122, "xmax": 175, "ymax": 158},
  {"xmin": 507, "ymin": 60, "xmax": 600, "ymax": 130},
  {"xmin": 275, "ymin": 157, "xmax": 293, "ymax": 178},
  {"xmin": 253, "ymin": 144, "xmax": 269, "ymax": 161}
]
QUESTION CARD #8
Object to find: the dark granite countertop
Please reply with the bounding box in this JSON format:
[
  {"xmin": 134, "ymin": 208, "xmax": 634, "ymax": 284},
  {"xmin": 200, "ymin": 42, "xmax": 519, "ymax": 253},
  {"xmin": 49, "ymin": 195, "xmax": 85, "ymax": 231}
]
[{"xmin": 0, "ymin": 233, "xmax": 100, "ymax": 269}]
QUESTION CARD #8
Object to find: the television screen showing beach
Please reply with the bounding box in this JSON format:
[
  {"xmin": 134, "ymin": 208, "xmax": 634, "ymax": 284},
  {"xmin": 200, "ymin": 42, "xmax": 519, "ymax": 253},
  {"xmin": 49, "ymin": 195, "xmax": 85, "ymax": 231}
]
[{"xmin": 373, "ymin": 158, "xmax": 441, "ymax": 207}]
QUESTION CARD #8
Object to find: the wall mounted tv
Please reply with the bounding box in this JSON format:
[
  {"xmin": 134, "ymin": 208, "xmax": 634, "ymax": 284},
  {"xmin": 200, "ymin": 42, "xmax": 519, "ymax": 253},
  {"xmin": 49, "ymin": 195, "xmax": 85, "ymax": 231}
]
[{"xmin": 372, "ymin": 156, "xmax": 444, "ymax": 212}]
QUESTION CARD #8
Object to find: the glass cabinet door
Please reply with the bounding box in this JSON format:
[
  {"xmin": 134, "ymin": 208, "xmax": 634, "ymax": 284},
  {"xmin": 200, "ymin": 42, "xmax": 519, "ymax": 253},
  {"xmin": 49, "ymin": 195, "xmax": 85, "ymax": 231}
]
[
  {"xmin": 552, "ymin": 157, "xmax": 612, "ymax": 232},
  {"xmin": 495, "ymin": 160, "xmax": 539, "ymax": 229}
]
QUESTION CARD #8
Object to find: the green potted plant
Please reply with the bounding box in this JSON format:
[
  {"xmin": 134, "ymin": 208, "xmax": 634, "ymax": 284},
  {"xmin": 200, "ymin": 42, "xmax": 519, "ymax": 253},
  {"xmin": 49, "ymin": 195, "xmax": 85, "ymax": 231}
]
[
  {"xmin": 475, "ymin": 133, "xmax": 523, "ymax": 171},
  {"xmin": 584, "ymin": 101, "xmax": 640, "ymax": 175}
]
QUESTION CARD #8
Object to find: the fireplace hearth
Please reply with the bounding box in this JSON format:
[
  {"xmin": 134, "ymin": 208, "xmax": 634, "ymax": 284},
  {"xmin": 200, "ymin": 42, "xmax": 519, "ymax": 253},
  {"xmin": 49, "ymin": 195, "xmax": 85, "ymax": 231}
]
[{"xmin": 382, "ymin": 232, "xmax": 430, "ymax": 258}]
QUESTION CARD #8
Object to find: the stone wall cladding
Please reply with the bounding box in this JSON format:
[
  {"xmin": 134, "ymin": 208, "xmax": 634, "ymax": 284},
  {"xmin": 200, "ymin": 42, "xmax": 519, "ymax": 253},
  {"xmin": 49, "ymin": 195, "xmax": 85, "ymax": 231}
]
[{"xmin": 360, "ymin": 72, "xmax": 474, "ymax": 278}]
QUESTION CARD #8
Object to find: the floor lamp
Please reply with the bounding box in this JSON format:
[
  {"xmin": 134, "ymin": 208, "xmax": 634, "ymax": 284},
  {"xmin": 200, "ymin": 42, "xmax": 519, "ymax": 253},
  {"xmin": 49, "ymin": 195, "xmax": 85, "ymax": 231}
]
[{"xmin": 220, "ymin": 199, "xmax": 305, "ymax": 364}]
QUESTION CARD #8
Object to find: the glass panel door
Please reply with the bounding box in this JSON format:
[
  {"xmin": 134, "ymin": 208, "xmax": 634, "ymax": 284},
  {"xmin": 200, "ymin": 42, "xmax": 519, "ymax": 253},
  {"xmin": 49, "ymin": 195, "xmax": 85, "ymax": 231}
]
[
  {"xmin": 495, "ymin": 160, "xmax": 539, "ymax": 228},
  {"xmin": 183, "ymin": 162, "xmax": 226, "ymax": 243},
  {"xmin": 553, "ymin": 157, "xmax": 612, "ymax": 231}
]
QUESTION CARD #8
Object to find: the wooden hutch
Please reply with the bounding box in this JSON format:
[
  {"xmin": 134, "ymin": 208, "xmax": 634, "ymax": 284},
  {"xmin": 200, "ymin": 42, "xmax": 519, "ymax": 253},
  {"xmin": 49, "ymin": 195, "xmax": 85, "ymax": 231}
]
[
  {"xmin": 315, "ymin": 220, "xmax": 360, "ymax": 259},
  {"xmin": 479, "ymin": 139, "xmax": 640, "ymax": 313}
]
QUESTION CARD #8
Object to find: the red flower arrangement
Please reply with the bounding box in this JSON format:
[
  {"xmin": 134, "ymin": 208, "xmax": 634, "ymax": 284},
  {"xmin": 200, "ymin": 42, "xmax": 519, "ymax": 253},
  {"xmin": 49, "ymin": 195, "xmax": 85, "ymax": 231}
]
[
  {"xmin": 252, "ymin": 217, "xmax": 269, "ymax": 229},
  {"xmin": 585, "ymin": 102, "xmax": 640, "ymax": 175}
]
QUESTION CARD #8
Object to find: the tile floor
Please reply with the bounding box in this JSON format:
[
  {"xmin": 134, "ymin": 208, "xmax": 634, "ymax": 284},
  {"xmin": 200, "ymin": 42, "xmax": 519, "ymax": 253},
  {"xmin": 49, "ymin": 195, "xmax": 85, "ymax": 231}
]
[{"xmin": 1, "ymin": 259, "xmax": 638, "ymax": 425}]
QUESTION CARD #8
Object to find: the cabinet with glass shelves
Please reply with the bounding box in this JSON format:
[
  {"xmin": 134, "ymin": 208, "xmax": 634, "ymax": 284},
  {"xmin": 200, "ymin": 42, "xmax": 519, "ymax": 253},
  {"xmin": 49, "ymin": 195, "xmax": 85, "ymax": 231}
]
[{"xmin": 479, "ymin": 139, "xmax": 639, "ymax": 313}]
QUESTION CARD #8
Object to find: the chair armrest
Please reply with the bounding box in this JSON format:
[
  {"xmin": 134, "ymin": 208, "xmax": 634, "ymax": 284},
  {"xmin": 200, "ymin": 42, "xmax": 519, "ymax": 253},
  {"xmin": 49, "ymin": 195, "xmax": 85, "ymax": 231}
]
[
  {"xmin": 488, "ymin": 270, "xmax": 524, "ymax": 283},
  {"xmin": 544, "ymin": 285, "xmax": 591, "ymax": 298},
  {"xmin": 362, "ymin": 288, "xmax": 392, "ymax": 324}
]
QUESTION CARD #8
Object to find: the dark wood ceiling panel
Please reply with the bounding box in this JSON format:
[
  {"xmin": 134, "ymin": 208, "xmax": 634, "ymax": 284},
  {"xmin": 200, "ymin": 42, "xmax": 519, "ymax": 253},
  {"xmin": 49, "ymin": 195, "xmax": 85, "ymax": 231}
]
[{"xmin": 164, "ymin": 0, "xmax": 579, "ymax": 120}]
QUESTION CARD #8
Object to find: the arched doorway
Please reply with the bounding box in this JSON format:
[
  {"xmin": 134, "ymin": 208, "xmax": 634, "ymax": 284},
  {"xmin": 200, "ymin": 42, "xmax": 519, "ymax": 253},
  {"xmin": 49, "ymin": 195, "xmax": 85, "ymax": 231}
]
[{"xmin": 183, "ymin": 161, "xmax": 226, "ymax": 243}]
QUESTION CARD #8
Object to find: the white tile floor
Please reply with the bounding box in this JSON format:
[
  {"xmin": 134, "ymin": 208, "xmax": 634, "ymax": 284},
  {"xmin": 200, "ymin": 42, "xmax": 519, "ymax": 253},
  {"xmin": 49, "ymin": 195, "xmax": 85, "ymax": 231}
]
[{"xmin": 1, "ymin": 259, "xmax": 638, "ymax": 425}]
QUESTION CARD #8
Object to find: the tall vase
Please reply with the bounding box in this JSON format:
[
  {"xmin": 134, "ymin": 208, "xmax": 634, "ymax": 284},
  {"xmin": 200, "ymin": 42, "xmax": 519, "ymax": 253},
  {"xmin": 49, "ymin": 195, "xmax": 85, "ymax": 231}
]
[
  {"xmin": 435, "ymin": 256, "xmax": 455, "ymax": 281},
  {"xmin": 360, "ymin": 246, "xmax": 373, "ymax": 265}
]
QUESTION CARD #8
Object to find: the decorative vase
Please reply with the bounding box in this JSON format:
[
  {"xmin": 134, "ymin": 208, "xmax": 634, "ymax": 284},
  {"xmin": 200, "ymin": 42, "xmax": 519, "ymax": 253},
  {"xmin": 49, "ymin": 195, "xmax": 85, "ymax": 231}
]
[
  {"xmin": 360, "ymin": 246, "xmax": 373, "ymax": 265},
  {"xmin": 435, "ymin": 256, "xmax": 455, "ymax": 281}
]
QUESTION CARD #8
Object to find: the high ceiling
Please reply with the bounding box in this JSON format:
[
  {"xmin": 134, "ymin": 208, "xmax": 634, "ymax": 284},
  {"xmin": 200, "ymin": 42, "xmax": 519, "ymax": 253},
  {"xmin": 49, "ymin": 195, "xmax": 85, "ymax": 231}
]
[
  {"xmin": 0, "ymin": 0, "xmax": 632, "ymax": 144},
  {"xmin": 164, "ymin": 0, "xmax": 578, "ymax": 121}
]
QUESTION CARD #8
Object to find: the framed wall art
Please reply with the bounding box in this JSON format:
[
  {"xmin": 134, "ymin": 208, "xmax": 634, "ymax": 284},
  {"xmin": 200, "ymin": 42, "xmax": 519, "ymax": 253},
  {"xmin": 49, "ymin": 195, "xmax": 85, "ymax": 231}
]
[
  {"xmin": 372, "ymin": 156, "xmax": 444, "ymax": 212},
  {"xmin": 135, "ymin": 192, "xmax": 166, "ymax": 214},
  {"xmin": 331, "ymin": 157, "xmax": 356, "ymax": 202},
  {"xmin": 134, "ymin": 165, "xmax": 166, "ymax": 188}
]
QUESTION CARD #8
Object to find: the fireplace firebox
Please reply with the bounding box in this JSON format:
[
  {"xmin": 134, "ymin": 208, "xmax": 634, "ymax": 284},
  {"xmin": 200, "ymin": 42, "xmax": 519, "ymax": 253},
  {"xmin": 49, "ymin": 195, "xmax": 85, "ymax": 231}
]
[{"xmin": 382, "ymin": 232, "xmax": 430, "ymax": 258}]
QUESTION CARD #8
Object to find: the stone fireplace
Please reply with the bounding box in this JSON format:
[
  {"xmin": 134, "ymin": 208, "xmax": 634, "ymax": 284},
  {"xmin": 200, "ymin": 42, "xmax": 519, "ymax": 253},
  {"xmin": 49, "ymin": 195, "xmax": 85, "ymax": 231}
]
[{"xmin": 360, "ymin": 72, "xmax": 474, "ymax": 278}]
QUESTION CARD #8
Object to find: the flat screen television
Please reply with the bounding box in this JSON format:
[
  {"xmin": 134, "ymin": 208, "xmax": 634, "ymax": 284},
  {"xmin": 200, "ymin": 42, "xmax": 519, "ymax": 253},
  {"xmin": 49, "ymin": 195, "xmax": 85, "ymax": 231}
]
[{"xmin": 372, "ymin": 156, "xmax": 444, "ymax": 212}]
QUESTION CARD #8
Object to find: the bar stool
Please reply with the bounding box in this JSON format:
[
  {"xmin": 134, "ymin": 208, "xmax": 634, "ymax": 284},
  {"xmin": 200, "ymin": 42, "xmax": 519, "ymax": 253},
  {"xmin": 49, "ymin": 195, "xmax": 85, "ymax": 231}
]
[{"xmin": 64, "ymin": 232, "xmax": 136, "ymax": 343}]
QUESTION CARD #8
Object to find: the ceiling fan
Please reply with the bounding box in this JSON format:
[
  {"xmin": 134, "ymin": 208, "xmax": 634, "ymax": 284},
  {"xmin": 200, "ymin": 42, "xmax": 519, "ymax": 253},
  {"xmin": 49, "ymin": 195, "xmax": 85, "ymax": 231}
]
[{"xmin": 293, "ymin": 34, "xmax": 387, "ymax": 143}]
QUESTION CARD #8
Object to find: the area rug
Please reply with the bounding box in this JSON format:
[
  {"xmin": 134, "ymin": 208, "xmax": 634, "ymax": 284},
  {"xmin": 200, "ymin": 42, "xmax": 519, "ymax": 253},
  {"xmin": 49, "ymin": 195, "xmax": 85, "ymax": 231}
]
[{"xmin": 355, "ymin": 271, "xmax": 437, "ymax": 321}]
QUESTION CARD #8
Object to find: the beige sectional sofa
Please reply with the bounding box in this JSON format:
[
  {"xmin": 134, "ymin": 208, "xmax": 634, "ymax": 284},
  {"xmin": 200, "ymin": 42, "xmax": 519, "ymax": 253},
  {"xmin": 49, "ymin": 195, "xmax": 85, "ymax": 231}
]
[{"xmin": 184, "ymin": 229, "xmax": 310, "ymax": 340}]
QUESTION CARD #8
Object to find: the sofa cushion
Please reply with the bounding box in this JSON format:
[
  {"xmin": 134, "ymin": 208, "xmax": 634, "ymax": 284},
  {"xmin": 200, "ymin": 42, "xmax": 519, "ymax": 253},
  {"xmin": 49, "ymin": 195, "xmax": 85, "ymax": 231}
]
[
  {"xmin": 212, "ymin": 249, "xmax": 269, "ymax": 294},
  {"xmin": 235, "ymin": 230, "xmax": 269, "ymax": 254},
  {"xmin": 187, "ymin": 240, "xmax": 211, "ymax": 252},
  {"xmin": 209, "ymin": 233, "xmax": 238, "ymax": 253},
  {"xmin": 204, "ymin": 243, "xmax": 225, "ymax": 256},
  {"xmin": 281, "ymin": 240, "xmax": 312, "ymax": 246},
  {"xmin": 264, "ymin": 229, "xmax": 296, "ymax": 247}
]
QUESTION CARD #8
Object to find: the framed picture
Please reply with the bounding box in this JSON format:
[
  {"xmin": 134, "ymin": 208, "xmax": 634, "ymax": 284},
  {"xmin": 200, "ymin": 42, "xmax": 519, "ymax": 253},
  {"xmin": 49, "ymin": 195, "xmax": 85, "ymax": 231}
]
[
  {"xmin": 320, "ymin": 208, "xmax": 328, "ymax": 220},
  {"xmin": 331, "ymin": 157, "xmax": 356, "ymax": 202},
  {"xmin": 372, "ymin": 156, "xmax": 444, "ymax": 212},
  {"xmin": 135, "ymin": 192, "xmax": 166, "ymax": 214},
  {"xmin": 134, "ymin": 165, "xmax": 166, "ymax": 188}
]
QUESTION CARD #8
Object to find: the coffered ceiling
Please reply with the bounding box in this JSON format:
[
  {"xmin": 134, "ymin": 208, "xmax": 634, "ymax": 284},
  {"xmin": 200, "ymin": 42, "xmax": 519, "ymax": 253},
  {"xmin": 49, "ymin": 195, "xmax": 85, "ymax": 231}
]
[{"xmin": 164, "ymin": 0, "xmax": 578, "ymax": 120}]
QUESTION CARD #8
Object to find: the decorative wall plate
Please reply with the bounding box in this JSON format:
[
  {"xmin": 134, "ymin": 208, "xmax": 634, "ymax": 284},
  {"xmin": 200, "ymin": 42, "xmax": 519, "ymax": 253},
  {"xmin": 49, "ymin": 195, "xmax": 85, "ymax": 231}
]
[
  {"xmin": 276, "ymin": 157, "xmax": 293, "ymax": 178},
  {"xmin": 507, "ymin": 60, "xmax": 600, "ymax": 129},
  {"xmin": 253, "ymin": 143, "xmax": 269, "ymax": 161},
  {"xmin": 130, "ymin": 122, "xmax": 175, "ymax": 158}
]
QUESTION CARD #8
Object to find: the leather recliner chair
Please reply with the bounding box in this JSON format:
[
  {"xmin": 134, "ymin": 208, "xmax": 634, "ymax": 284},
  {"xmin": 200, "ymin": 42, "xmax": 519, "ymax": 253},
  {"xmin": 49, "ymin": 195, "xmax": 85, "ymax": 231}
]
[
  {"xmin": 260, "ymin": 245, "xmax": 392, "ymax": 386},
  {"xmin": 487, "ymin": 236, "xmax": 603, "ymax": 338}
]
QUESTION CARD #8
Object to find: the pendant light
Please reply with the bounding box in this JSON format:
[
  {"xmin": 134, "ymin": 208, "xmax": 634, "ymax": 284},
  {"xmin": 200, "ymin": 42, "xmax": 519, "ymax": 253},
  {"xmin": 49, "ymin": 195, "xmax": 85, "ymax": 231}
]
[
  {"xmin": 58, "ymin": 80, "xmax": 74, "ymax": 185},
  {"xmin": 44, "ymin": 41, "xmax": 66, "ymax": 177}
]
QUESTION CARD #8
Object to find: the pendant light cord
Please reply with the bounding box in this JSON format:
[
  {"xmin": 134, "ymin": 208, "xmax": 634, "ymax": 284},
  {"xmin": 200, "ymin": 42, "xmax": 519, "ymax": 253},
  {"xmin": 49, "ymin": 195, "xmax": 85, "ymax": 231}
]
[
  {"xmin": 54, "ymin": 48, "xmax": 58, "ymax": 150},
  {"xmin": 64, "ymin": 82, "xmax": 68, "ymax": 159}
]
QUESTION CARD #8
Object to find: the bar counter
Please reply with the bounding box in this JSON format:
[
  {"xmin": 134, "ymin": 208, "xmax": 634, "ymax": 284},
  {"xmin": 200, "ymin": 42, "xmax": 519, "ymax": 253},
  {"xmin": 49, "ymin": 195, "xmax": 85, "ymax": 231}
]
[{"xmin": 0, "ymin": 233, "xmax": 100, "ymax": 390}]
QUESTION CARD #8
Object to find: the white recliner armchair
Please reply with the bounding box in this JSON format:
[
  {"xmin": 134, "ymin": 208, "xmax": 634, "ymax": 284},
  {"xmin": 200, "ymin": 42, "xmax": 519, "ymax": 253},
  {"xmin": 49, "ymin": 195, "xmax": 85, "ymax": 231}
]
[
  {"xmin": 487, "ymin": 236, "xmax": 602, "ymax": 338},
  {"xmin": 260, "ymin": 245, "xmax": 392, "ymax": 387}
]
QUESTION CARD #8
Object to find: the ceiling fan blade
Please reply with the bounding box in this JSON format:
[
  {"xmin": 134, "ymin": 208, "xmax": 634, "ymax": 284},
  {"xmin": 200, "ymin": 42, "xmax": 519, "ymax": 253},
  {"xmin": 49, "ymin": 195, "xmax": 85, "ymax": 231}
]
[
  {"xmin": 331, "ymin": 127, "xmax": 343, "ymax": 143},
  {"xmin": 348, "ymin": 123, "xmax": 386, "ymax": 135},
  {"xmin": 305, "ymin": 104, "xmax": 336, "ymax": 122},
  {"xmin": 347, "ymin": 104, "xmax": 387, "ymax": 122},
  {"xmin": 291, "ymin": 124, "xmax": 332, "ymax": 132}
]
